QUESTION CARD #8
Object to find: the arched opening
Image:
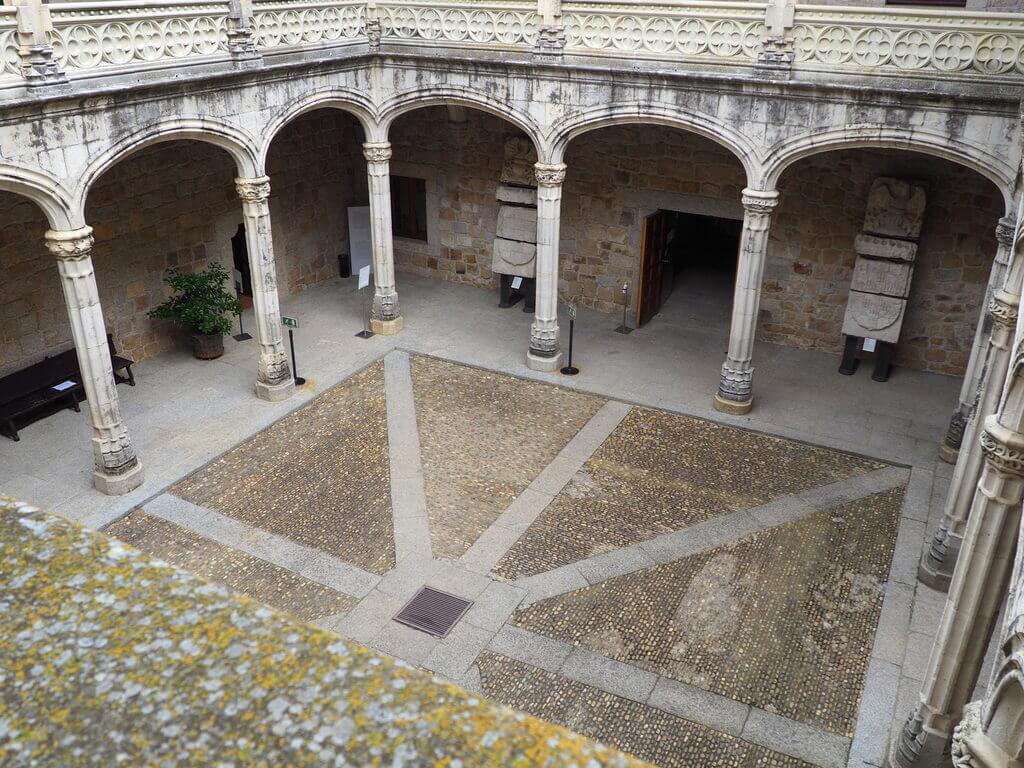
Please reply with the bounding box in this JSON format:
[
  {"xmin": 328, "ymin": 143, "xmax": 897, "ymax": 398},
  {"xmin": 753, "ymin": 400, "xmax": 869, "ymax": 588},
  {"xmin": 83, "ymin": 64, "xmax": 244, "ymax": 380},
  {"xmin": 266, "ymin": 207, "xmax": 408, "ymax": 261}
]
[
  {"xmin": 770, "ymin": 148, "xmax": 1003, "ymax": 391},
  {"xmin": 263, "ymin": 107, "xmax": 367, "ymax": 296},
  {"xmin": 559, "ymin": 123, "xmax": 748, "ymax": 335},
  {"xmin": 82, "ymin": 140, "xmax": 245, "ymax": 364},
  {"xmin": 384, "ymin": 104, "xmax": 542, "ymax": 311}
]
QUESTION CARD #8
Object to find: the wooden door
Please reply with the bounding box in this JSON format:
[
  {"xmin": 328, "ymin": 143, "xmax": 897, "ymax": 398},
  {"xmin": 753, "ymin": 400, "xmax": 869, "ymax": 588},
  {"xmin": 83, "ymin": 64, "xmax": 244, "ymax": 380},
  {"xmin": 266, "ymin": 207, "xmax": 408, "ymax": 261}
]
[{"xmin": 636, "ymin": 211, "xmax": 669, "ymax": 327}]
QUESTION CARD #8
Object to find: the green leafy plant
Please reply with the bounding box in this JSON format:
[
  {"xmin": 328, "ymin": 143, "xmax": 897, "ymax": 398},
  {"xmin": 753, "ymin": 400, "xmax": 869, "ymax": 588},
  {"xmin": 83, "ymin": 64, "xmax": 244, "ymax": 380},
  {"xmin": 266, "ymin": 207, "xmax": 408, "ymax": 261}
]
[{"xmin": 148, "ymin": 263, "xmax": 241, "ymax": 336}]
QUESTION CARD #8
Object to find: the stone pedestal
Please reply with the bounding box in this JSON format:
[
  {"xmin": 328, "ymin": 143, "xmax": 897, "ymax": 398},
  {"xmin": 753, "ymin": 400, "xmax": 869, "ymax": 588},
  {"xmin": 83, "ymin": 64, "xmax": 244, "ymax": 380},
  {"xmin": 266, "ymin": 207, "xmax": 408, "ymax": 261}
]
[
  {"xmin": 363, "ymin": 142, "xmax": 403, "ymax": 333},
  {"xmin": 235, "ymin": 177, "xmax": 295, "ymax": 402},
  {"xmin": 46, "ymin": 227, "xmax": 144, "ymax": 496},
  {"xmin": 528, "ymin": 162, "xmax": 565, "ymax": 371},
  {"xmin": 715, "ymin": 188, "xmax": 779, "ymax": 414}
]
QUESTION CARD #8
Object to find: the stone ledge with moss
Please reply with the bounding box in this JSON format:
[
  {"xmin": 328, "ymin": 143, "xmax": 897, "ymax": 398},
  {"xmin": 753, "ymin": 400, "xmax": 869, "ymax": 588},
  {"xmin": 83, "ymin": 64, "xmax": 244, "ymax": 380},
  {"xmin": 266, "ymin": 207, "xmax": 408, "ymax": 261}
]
[{"xmin": 0, "ymin": 499, "xmax": 645, "ymax": 768}]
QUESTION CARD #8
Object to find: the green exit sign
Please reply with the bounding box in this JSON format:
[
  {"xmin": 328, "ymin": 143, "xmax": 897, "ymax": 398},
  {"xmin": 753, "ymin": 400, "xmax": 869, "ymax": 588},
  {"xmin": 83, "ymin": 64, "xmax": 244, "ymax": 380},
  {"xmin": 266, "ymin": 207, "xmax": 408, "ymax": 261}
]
[{"xmin": 282, "ymin": 316, "xmax": 299, "ymax": 328}]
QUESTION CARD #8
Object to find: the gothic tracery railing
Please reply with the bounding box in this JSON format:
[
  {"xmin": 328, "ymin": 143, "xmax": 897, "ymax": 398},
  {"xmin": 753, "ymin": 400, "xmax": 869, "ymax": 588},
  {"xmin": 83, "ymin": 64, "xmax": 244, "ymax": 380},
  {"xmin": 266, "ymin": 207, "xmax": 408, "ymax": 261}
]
[
  {"xmin": 561, "ymin": 0, "xmax": 767, "ymax": 65},
  {"xmin": 2, "ymin": 0, "xmax": 1024, "ymax": 89},
  {"xmin": 47, "ymin": 0, "xmax": 231, "ymax": 74},
  {"xmin": 252, "ymin": 0, "xmax": 365, "ymax": 52},
  {"xmin": 791, "ymin": 4, "xmax": 1024, "ymax": 78},
  {"xmin": 377, "ymin": 0, "xmax": 540, "ymax": 50}
]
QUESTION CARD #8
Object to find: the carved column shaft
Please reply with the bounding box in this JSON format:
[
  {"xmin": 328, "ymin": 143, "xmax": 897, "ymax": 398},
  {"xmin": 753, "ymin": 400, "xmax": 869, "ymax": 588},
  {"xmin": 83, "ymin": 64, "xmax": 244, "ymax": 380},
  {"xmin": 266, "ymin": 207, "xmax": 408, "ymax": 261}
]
[
  {"xmin": 714, "ymin": 188, "xmax": 779, "ymax": 415},
  {"xmin": 922, "ymin": 288, "xmax": 1019, "ymax": 590},
  {"xmin": 362, "ymin": 142, "xmax": 403, "ymax": 334},
  {"xmin": 941, "ymin": 217, "xmax": 1016, "ymax": 462},
  {"xmin": 45, "ymin": 227, "xmax": 142, "ymax": 495},
  {"xmin": 528, "ymin": 162, "xmax": 566, "ymax": 372},
  {"xmin": 235, "ymin": 177, "xmax": 294, "ymax": 401}
]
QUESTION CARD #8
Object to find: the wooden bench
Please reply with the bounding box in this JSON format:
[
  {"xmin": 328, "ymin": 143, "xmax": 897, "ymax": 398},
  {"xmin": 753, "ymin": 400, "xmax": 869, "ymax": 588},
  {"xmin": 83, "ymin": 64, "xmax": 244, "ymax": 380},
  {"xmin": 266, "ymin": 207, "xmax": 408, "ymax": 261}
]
[{"xmin": 0, "ymin": 334, "xmax": 135, "ymax": 441}]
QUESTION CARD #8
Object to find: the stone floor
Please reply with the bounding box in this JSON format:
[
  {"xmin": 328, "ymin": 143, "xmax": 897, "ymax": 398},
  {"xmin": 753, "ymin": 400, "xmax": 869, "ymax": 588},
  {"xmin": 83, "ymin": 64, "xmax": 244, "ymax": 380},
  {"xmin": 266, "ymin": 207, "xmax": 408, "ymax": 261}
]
[{"xmin": 1, "ymin": 272, "xmax": 964, "ymax": 767}]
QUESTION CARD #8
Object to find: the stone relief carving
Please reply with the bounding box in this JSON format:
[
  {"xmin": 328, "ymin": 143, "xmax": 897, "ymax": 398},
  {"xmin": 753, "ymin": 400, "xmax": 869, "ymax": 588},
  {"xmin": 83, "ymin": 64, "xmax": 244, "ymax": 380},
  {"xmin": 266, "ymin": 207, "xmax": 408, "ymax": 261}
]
[
  {"xmin": 492, "ymin": 136, "xmax": 539, "ymax": 278},
  {"xmin": 841, "ymin": 177, "xmax": 927, "ymax": 346}
]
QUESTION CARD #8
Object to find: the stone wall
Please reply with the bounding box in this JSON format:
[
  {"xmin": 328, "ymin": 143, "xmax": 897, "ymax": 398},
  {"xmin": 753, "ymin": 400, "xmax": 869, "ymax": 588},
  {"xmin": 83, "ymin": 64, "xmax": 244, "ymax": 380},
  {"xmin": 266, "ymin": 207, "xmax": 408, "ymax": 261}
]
[
  {"xmin": 0, "ymin": 111, "xmax": 355, "ymax": 376},
  {"xmin": 389, "ymin": 107, "xmax": 525, "ymax": 289}
]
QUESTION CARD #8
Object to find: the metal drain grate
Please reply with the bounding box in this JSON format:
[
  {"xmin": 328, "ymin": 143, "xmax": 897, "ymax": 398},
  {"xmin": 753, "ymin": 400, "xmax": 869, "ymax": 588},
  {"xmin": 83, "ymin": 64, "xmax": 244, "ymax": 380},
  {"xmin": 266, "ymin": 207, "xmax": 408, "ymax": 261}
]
[{"xmin": 393, "ymin": 586, "xmax": 473, "ymax": 638}]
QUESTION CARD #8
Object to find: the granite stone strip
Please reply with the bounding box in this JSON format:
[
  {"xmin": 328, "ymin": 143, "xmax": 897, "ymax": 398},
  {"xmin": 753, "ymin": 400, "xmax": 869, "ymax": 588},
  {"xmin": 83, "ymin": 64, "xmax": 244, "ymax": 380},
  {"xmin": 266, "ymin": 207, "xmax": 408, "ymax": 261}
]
[
  {"xmin": 516, "ymin": 465, "xmax": 908, "ymax": 600},
  {"xmin": 460, "ymin": 400, "xmax": 632, "ymax": 574},
  {"xmin": 493, "ymin": 625, "xmax": 844, "ymax": 765},
  {"xmin": 383, "ymin": 350, "xmax": 432, "ymax": 561},
  {"xmin": 742, "ymin": 708, "xmax": 850, "ymax": 768},
  {"xmin": 142, "ymin": 493, "xmax": 380, "ymax": 598},
  {"xmin": 845, "ymin": 658, "xmax": 901, "ymax": 768}
]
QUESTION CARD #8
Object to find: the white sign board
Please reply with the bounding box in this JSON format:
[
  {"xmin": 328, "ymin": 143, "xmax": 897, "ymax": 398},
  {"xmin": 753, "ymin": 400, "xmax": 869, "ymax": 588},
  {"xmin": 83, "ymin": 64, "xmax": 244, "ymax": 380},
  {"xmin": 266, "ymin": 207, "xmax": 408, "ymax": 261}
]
[
  {"xmin": 863, "ymin": 337, "xmax": 877, "ymax": 352},
  {"xmin": 358, "ymin": 265, "xmax": 371, "ymax": 290},
  {"xmin": 347, "ymin": 206, "xmax": 373, "ymax": 277},
  {"xmin": 511, "ymin": 276, "xmax": 523, "ymax": 290}
]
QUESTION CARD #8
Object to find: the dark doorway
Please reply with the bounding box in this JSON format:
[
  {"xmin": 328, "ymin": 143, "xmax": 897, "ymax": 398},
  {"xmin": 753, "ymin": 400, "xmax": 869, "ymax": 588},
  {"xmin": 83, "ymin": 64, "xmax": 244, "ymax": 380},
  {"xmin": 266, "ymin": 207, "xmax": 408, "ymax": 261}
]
[
  {"xmin": 636, "ymin": 209, "xmax": 741, "ymax": 328},
  {"xmin": 231, "ymin": 224, "xmax": 254, "ymax": 307}
]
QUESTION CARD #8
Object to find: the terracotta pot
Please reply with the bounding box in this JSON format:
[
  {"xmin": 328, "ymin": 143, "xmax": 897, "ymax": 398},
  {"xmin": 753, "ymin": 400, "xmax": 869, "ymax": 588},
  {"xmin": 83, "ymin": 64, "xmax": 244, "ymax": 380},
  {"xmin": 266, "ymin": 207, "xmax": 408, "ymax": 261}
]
[{"xmin": 191, "ymin": 332, "xmax": 224, "ymax": 360}]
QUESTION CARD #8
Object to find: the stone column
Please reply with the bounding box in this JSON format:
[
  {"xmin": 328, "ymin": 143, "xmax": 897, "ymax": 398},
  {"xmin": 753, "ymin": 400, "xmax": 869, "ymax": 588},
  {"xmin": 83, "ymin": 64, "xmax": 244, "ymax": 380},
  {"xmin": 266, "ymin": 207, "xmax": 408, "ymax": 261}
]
[
  {"xmin": 920, "ymin": 287, "xmax": 1018, "ymax": 590},
  {"xmin": 45, "ymin": 227, "xmax": 143, "ymax": 496},
  {"xmin": 714, "ymin": 188, "xmax": 779, "ymax": 415},
  {"xmin": 362, "ymin": 142, "xmax": 403, "ymax": 335},
  {"xmin": 527, "ymin": 162, "xmax": 566, "ymax": 372},
  {"xmin": 235, "ymin": 177, "xmax": 295, "ymax": 401},
  {"xmin": 949, "ymin": 520, "xmax": 1024, "ymax": 768},
  {"xmin": 891, "ymin": 339, "xmax": 1024, "ymax": 767},
  {"xmin": 939, "ymin": 216, "xmax": 1016, "ymax": 463}
]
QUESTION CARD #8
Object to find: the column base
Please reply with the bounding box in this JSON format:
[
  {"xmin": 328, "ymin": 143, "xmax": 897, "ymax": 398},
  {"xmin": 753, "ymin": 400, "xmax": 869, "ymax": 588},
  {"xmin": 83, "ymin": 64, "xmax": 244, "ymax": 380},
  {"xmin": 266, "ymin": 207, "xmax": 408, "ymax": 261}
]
[
  {"xmin": 917, "ymin": 529, "xmax": 961, "ymax": 592},
  {"xmin": 370, "ymin": 316, "xmax": 404, "ymax": 336},
  {"xmin": 890, "ymin": 713, "xmax": 952, "ymax": 768},
  {"xmin": 255, "ymin": 377, "xmax": 296, "ymax": 402},
  {"xmin": 527, "ymin": 349, "xmax": 563, "ymax": 372},
  {"xmin": 714, "ymin": 393, "xmax": 752, "ymax": 415},
  {"xmin": 93, "ymin": 460, "xmax": 144, "ymax": 496},
  {"xmin": 938, "ymin": 442, "xmax": 960, "ymax": 464}
]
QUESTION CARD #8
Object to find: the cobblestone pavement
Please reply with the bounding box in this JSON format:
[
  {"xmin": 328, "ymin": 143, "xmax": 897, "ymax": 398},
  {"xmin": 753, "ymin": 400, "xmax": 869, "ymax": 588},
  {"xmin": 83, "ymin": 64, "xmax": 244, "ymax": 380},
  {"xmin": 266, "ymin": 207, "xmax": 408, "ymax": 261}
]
[
  {"xmin": 496, "ymin": 406, "xmax": 885, "ymax": 579},
  {"xmin": 172, "ymin": 361, "xmax": 395, "ymax": 574},
  {"xmin": 410, "ymin": 355, "xmax": 605, "ymax": 559},
  {"xmin": 92, "ymin": 352, "xmax": 915, "ymax": 767},
  {"xmin": 477, "ymin": 652, "xmax": 813, "ymax": 768},
  {"xmin": 107, "ymin": 510, "xmax": 357, "ymax": 621},
  {"xmin": 510, "ymin": 488, "xmax": 906, "ymax": 737}
]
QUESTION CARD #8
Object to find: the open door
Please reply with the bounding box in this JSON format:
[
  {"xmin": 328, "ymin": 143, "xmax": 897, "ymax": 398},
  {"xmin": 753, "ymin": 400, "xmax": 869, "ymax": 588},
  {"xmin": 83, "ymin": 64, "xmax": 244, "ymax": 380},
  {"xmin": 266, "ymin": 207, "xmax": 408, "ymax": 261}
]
[
  {"xmin": 231, "ymin": 224, "xmax": 254, "ymax": 307},
  {"xmin": 636, "ymin": 210, "xmax": 669, "ymax": 327}
]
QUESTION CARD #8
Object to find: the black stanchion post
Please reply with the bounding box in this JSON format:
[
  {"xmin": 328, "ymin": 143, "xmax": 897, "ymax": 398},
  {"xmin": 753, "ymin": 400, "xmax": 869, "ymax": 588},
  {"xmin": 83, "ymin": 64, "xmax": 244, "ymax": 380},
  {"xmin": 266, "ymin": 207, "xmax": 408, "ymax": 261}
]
[
  {"xmin": 283, "ymin": 316, "xmax": 305, "ymax": 385},
  {"xmin": 561, "ymin": 303, "xmax": 579, "ymax": 376}
]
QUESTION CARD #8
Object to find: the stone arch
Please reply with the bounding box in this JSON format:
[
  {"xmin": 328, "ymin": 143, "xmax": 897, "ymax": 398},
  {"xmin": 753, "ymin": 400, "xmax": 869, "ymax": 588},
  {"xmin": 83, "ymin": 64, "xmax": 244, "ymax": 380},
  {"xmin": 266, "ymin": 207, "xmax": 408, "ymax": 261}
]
[
  {"xmin": 0, "ymin": 163, "xmax": 76, "ymax": 230},
  {"xmin": 258, "ymin": 88, "xmax": 377, "ymax": 166},
  {"xmin": 74, "ymin": 118, "xmax": 261, "ymax": 211},
  {"xmin": 763, "ymin": 126, "xmax": 1017, "ymax": 214},
  {"xmin": 548, "ymin": 103, "xmax": 763, "ymax": 188},
  {"xmin": 378, "ymin": 88, "xmax": 545, "ymax": 157}
]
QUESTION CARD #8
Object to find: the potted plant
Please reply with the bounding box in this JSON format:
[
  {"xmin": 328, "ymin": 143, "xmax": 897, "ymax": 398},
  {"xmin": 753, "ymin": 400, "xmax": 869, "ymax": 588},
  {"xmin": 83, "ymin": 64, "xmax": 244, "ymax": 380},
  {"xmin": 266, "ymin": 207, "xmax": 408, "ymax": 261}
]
[{"xmin": 148, "ymin": 263, "xmax": 241, "ymax": 360}]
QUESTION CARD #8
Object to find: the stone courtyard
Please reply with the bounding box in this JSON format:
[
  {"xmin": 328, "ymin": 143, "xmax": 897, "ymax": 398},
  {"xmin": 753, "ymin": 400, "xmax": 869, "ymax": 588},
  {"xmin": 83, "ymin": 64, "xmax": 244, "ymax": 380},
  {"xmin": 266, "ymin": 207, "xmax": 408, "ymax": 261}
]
[{"xmin": 93, "ymin": 340, "xmax": 927, "ymax": 768}]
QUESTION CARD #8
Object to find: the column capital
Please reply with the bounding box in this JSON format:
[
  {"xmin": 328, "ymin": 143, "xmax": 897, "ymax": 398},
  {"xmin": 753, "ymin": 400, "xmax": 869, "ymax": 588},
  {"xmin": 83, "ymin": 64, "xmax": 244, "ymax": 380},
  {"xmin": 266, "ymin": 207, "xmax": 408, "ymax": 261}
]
[
  {"xmin": 741, "ymin": 188, "xmax": 779, "ymax": 214},
  {"xmin": 996, "ymin": 215, "xmax": 1016, "ymax": 248},
  {"xmin": 990, "ymin": 290, "xmax": 1020, "ymax": 330},
  {"xmin": 534, "ymin": 162, "xmax": 567, "ymax": 187},
  {"xmin": 45, "ymin": 226, "xmax": 95, "ymax": 259},
  {"xmin": 363, "ymin": 142, "xmax": 392, "ymax": 163},
  {"xmin": 235, "ymin": 176, "xmax": 271, "ymax": 203},
  {"xmin": 981, "ymin": 417, "xmax": 1024, "ymax": 478}
]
